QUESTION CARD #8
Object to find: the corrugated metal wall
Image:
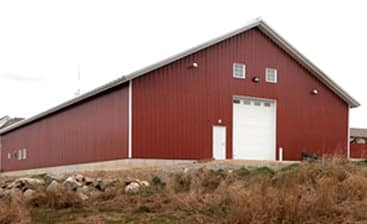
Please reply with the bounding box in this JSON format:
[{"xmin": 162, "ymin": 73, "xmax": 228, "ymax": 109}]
[
  {"xmin": 350, "ymin": 144, "xmax": 367, "ymax": 158},
  {"xmin": 132, "ymin": 28, "xmax": 348, "ymax": 160},
  {"xmin": 1, "ymin": 84, "xmax": 129, "ymax": 171},
  {"xmin": 0, "ymin": 27, "xmax": 350, "ymax": 171}
]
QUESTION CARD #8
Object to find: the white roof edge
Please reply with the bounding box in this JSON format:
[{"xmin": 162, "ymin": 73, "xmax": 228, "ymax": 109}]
[
  {"xmin": 256, "ymin": 20, "xmax": 360, "ymax": 108},
  {"xmin": 0, "ymin": 18, "xmax": 359, "ymax": 135}
]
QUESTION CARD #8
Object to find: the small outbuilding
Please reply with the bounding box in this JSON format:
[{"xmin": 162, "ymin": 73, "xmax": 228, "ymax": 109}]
[
  {"xmin": 350, "ymin": 128, "xmax": 367, "ymax": 159},
  {"xmin": 0, "ymin": 18, "xmax": 360, "ymax": 171},
  {"xmin": 0, "ymin": 116, "xmax": 23, "ymax": 130}
]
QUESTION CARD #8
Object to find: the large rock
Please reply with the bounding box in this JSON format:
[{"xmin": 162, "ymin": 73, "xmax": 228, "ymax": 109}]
[
  {"xmin": 77, "ymin": 185, "xmax": 89, "ymax": 195},
  {"xmin": 84, "ymin": 177, "xmax": 94, "ymax": 186},
  {"xmin": 93, "ymin": 178, "xmax": 106, "ymax": 192},
  {"xmin": 17, "ymin": 177, "xmax": 44, "ymax": 186},
  {"xmin": 9, "ymin": 177, "xmax": 45, "ymax": 192},
  {"xmin": 63, "ymin": 176, "xmax": 82, "ymax": 191},
  {"xmin": 75, "ymin": 174, "xmax": 85, "ymax": 183},
  {"xmin": 125, "ymin": 178, "xmax": 150, "ymax": 187},
  {"xmin": 125, "ymin": 182, "xmax": 141, "ymax": 193},
  {"xmin": 77, "ymin": 192, "xmax": 89, "ymax": 201},
  {"xmin": 44, "ymin": 175, "xmax": 62, "ymax": 185},
  {"xmin": 139, "ymin": 180, "xmax": 150, "ymax": 188},
  {"xmin": 46, "ymin": 180, "xmax": 62, "ymax": 192},
  {"xmin": 124, "ymin": 177, "xmax": 136, "ymax": 186},
  {"xmin": 23, "ymin": 189, "xmax": 36, "ymax": 201},
  {"xmin": 104, "ymin": 178, "xmax": 119, "ymax": 187}
]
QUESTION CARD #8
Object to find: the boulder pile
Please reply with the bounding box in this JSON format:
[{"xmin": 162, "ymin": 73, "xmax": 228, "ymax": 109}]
[
  {"xmin": 0, "ymin": 173, "xmax": 152, "ymax": 202},
  {"xmin": 124, "ymin": 178, "xmax": 150, "ymax": 193}
]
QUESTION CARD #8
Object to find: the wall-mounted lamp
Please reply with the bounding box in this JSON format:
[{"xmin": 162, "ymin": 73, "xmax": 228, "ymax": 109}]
[
  {"xmin": 252, "ymin": 76, "xmax": 260, "ymax": 83},
  {"xmin": 311, "ymin": 89, "xmax": 319, "ymax": 95},
  {"xmin": 192, "ymin": 62, "xmax": 199, "ymax": 68}
]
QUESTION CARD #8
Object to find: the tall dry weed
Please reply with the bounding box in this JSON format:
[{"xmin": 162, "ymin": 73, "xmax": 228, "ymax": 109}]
[
  {"xmin": 0, "ymin": 195, "xmax": 30, "ymax": 224},
  {"xmin": 226, "ymin": 159, "xmax": 367, "ymax": 224},
  {"xmin": 28, "ymin": 187, "xmax": 82, "ymax": 209}
]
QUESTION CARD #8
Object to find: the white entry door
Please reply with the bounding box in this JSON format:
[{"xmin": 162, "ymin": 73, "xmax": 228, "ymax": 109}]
[
  {"xmin": 213, "ymin": 126, "xmax": 226, "ymax": 160},
  {"xmin": 233, "ymin": 97, "xmax": 276, "ymax": 160}
]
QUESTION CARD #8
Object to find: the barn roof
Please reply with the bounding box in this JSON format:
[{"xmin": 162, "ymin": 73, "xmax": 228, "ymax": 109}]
[
  {"xmin": 0, "ymin": 18, "xmax": 360, "ymax": 135},
  {"xmin": 351, "ymin": 128, "xmax": 367, "ymax": 138}
]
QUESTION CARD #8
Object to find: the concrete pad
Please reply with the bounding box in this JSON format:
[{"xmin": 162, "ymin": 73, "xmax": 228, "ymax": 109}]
[
  {"xmin": 0, "ymin": 159, "xmax": 196, "ymax": 177},
  {"xmin": 0, "ymin": 158, "xmax": 299, "ymax": 177}
]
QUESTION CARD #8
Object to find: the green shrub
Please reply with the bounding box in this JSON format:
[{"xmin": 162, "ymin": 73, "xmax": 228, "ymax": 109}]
[
  {"xmin": 152, "ymin": 176, "xmax": 162, "ymax": 185},
  {"xmin": 253, "ymin": 167, "xmax": 275, "ymax": 176},
  {"xmin": 236, "ymin": 167, "xmax": 250, "ymax": 176},
  {"xmin": 280, "ymin": 163, "xmax": 300, "ymax": 172}
]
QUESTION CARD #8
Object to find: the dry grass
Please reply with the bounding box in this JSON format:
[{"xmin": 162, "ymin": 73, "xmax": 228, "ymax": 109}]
[
  {"xmin": 28, "ymin": 187, "xmax": 83, "ymax": 209},
  {"xmin": 0, "ymin": 202, "xmax": 21, "ymax": 224},
  {"xmin": 4, "ymin": 159, "xmax": 367, "ymax": 223},
  {"xmin": 0, "ymin": 195, "xmax": 30, "ymax": 224}
]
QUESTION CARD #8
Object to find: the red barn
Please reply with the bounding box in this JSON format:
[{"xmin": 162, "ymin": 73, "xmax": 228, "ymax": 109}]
[{"xmin": 0, "ymin": 19, "xmax": 360, "ymax": 171}]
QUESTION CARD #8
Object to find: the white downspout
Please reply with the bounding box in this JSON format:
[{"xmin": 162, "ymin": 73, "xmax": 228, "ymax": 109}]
[{"xmin": 279, "ymin": 147, "xmax": 283, "ymax": 161}]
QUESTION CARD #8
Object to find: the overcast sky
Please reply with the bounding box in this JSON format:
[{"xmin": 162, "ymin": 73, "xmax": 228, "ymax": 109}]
[{"xmin": 0, "ymin": 0, "xmax": 366, "ymax": 128}]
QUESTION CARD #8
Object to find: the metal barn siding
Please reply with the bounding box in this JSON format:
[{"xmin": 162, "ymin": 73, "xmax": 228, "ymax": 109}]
[
  {"xmin": 132, "ymin": 28, "xmax": 348, "ymax": 160},
  {"xmin": 1, "ymin": 84, "xmax": 129, "ymax": 171},
  {"xmin": 350, "ymin": 144, "xmax": 367, "ymax": 159}
]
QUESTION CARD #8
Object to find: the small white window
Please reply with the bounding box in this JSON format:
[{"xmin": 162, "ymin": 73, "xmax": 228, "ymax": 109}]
[
  {"xmin": 243, "ymin": 100, "xmax": 251, "ymax": 105},
  {"xmin": 7, "ymin": 153, "xmax": 11, "ymax": 159},
  {"xmin": 233, "ymin": 63, "xmax": 246, "ymax": 79},
  {"xmin": 16, "ymin": 150, "xmax": 22, "ymax": 160},
  {"xmin": 265, "ymin": 68, "xmax": 277, "ymax": 83},
  {"xmin": 264, "ymin": 102, "xmax": 271, "ymax": 107},
  {"xmin": 22, "ymin": 149, "xmax": 27, "ymax": 160},
  {"xmin": 233, "ymin": 99, "xmax": 240, "ymax": 104}
]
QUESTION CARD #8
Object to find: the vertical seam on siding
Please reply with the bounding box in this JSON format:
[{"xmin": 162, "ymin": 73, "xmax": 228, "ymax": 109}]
[{"xmin": 128, "ymin": 80, "xmax": 132, "ymax": 158}]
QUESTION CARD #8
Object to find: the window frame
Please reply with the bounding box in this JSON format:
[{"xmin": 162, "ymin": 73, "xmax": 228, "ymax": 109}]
[
  {"xmin": 233, "ymin": 63, "xmax": 246, "ymax": 79},
  {"xmin": 265, "ymin": 67, "xmax": 277, "ymax": 83},
  {"xmin": 16, "ymin": 150, "xmax": 22, "ymax": 160},
  {"xmin": 22, "ymin": 148, "xmax": 27, "ymax": 160}
]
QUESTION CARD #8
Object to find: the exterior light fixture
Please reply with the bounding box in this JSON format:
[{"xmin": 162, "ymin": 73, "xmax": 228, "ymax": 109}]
[
  {"xmin": 312, "ymin": 89, "xmax": 319, "ymax": 95},
  {"xmin": 252, "ymin": 76, "xmax": 260, "ymax": 83},
  {"xmin": 192, "ymin": 62, "xmax": 199, "ymax": 68}
]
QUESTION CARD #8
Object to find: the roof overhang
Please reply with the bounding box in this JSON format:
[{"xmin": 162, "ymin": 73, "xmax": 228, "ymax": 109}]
[
  {"xmin": 256, "ymin": 21, "xmax": 360, "ymax": 108},
  {"xmin": 0, "ymin": 18, "xmax": 360, "ymax": 135},
  {"xmin": 350, "ymin": 128, "xmax": 367, "ymax": 138}
]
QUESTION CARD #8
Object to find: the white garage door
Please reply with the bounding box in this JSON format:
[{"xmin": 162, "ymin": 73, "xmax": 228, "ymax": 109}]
[{"xmin": 233, "ymin": 97, "xmax": 276, "ymax": 160}]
